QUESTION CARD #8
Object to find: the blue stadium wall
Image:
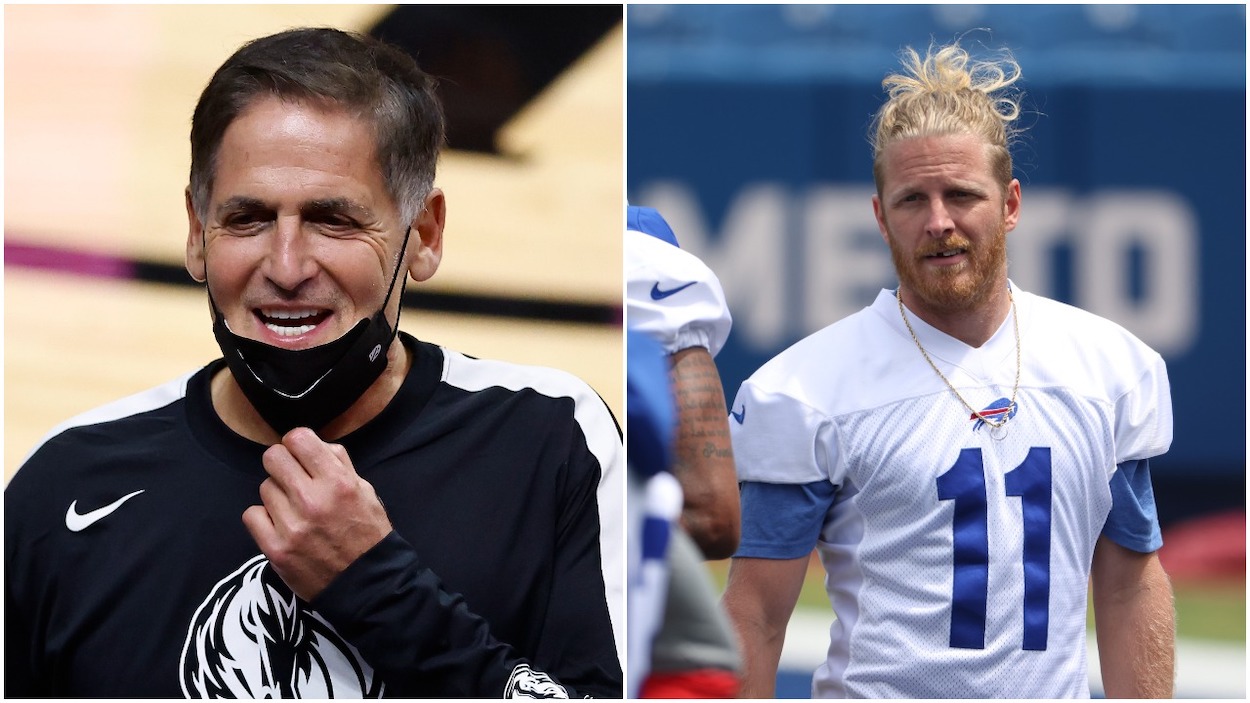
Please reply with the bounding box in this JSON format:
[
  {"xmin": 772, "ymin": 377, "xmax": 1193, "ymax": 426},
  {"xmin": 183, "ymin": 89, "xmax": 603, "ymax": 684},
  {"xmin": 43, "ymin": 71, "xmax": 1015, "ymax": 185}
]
[{"xmin": 626, "ymin": 5, "xmax": 1246, "ymax": 521}]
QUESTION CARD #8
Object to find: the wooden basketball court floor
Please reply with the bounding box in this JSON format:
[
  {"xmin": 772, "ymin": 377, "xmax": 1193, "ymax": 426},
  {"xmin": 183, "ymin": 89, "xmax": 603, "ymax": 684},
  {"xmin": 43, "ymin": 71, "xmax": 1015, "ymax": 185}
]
[{"xmin": 4, "ymin": 5, "xmax": 624, "ymax": 478}]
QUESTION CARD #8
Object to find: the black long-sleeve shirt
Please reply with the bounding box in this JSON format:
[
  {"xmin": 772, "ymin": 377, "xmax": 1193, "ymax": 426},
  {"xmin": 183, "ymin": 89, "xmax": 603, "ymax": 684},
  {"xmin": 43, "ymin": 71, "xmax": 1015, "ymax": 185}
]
[{"xmin": 5, "ymin": 334, "xmax": 622, "ymax": 697}]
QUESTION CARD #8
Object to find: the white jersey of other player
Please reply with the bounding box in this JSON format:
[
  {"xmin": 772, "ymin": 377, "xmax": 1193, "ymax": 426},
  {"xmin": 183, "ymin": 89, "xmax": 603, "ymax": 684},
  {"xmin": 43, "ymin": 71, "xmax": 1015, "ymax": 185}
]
[
  {"xmin": 625, "ymin": 227, "xmax": 731, "ymax": 357},
  {"xmin": 730, "ymin": 283, "xmax": 1172, "ymax": 698}
]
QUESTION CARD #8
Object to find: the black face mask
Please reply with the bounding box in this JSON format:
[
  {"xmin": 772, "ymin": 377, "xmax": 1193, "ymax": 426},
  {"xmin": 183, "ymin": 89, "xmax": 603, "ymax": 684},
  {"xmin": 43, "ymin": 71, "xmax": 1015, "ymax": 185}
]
[{"xmin": 208, "ymin": 226, "xmax": 413, "ymax": 436}]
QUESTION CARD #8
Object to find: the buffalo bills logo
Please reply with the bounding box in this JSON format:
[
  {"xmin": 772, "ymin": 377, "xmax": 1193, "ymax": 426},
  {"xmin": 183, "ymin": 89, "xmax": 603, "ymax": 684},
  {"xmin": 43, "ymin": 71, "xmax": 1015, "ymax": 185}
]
[{"xmin": 970, "ymin": 397, "xmax": 1017, "ymax": 432}]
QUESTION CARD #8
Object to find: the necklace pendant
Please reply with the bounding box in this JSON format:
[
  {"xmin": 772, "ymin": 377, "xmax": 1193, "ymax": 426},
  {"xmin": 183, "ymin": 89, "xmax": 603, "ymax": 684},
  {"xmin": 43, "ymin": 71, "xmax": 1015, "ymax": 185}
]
[{"xmin": 989, "ymin": 423, "xmax": 1009, "ymax": 441}]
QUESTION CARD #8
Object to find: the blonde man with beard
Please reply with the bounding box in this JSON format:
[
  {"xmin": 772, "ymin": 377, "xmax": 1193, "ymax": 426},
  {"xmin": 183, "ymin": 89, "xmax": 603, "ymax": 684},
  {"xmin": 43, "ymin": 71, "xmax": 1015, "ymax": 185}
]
[{"xmin": 722, "ymin": 41, "xmax": 1175, "ymax": 699}]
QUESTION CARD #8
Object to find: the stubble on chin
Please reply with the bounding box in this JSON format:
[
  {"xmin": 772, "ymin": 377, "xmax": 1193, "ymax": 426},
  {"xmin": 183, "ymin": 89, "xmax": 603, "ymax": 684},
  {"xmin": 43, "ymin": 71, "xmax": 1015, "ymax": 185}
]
[{"xmin": 890, "ymin": 230, "xmax": 1008, "ymax": 315}]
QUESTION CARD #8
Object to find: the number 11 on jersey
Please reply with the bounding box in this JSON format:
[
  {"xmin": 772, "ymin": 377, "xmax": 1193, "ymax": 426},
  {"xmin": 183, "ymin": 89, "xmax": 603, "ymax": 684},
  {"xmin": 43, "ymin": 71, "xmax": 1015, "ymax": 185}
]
[{"xmin": 936, "ymin": 447, "xmax": 1052, "ymax": 651}]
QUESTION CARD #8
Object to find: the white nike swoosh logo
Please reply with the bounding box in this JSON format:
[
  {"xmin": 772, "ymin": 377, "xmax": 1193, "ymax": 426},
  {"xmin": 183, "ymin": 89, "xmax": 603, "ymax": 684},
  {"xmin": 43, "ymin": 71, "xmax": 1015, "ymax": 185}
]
[{"xmin": 65, "ymin": 490, "xmax": 145, "ymax": 532}]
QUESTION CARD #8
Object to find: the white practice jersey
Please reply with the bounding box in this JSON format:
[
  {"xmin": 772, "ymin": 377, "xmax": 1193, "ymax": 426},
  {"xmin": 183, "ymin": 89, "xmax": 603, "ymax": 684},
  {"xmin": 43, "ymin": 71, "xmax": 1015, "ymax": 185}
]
[
  {"xmin": 625, "ymin": 207, "xmax": 736, "ymax": 695},
  {"xmin": 730, "ymin": 284, "xmax": 1172, "ymax": 698},
  {"xmin": 625, "ymin": 227, "xmax": 731, "ymax": 357}
]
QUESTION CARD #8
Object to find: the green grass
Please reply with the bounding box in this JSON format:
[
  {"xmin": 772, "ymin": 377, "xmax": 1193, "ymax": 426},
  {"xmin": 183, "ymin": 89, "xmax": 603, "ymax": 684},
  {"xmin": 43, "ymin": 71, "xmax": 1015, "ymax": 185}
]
[
  {"xmin": 706, "ymin": 559, "xmax": 1245, "ymax": 642},
  {"xmin": 1163, "ymin": 581, "xmax": 1242, "ymax": 642},
  {"xmin": 1081, "ymin": 580, "xmax": 1246, "ymax": 642}
]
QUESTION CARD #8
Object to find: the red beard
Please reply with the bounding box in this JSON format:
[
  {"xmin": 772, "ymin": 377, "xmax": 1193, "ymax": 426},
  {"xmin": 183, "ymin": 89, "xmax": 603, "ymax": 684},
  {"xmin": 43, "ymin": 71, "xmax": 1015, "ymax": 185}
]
[{"xmin": 888, "ymin": 224, "xmax": 1008, "ymax": 315}]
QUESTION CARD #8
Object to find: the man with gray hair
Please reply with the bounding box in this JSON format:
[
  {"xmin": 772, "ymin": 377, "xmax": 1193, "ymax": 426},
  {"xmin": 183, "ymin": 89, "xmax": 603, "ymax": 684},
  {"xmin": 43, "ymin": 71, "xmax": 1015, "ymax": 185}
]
[{"xmin": 6, "ymin": 27, "xmax": 622, "ymax": 698}]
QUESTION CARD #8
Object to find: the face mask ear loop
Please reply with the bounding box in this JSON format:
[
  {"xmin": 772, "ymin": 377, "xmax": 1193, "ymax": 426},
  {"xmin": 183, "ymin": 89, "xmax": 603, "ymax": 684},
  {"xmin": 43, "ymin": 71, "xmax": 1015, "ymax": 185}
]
[
  {"xmin": 200, "ymin": 234, "xmax": 229, "ymax": 328},
  {"xmin": 381, "ymin": 225, "xmax": 414, "ymax": 310},
  {"xmin": 379, "ymin": 225, "xmax": 415, "ymax": 343}
]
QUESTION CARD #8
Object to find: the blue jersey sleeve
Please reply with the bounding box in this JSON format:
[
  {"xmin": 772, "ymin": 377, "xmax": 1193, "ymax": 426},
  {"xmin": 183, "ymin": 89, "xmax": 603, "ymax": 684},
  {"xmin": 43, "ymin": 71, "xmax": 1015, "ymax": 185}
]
[
  {"xmin": 626, "ymin": 330, "xmax": 674, "ymax": 479},
  {"xmin": 1101, "ymin": 458, "xmax": 1163, "ymax": 553},
  {"xmin": 627, "ymin": 205, "xmax": 681, "ymax": 247},
  {"xmin": 735, "ymin": 480, "xmax": 836, "ymax": 559}
]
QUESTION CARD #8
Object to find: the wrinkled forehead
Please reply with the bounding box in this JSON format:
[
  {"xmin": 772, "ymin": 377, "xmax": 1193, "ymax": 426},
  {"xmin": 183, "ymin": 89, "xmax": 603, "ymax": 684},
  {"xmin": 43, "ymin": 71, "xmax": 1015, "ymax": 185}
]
[
  {"xmin": 208, "ymin": 97, "xmax": 393, "ymax": 213},
  {"xmin": 877, "ymin": 133, "xmax": 999, "ymax": 184}
]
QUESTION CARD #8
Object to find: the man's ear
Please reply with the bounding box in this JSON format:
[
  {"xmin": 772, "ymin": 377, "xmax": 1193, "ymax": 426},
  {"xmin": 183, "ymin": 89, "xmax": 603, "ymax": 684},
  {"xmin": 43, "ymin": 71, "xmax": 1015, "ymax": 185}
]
[
  {"xmin": 407, "ymin": 188, "xmax": 445, "ymax": 283},
  {"xmin": 185, "ymin": 188, "xmax": 207, "ymax": 283},
  {"xmin": 1003, "ymin": 178, "xmax": 1022, "ymax": 234},
  {"xmin": 872, "ymin": 193, "xmax": 890, "ymax": 245}
]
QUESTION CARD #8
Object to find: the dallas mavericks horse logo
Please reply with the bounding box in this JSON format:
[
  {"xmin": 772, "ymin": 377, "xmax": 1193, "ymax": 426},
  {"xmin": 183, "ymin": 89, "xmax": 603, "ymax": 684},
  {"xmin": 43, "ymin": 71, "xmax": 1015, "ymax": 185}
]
[
  {"xmin": 970, "ymin": 397, "xmax": 1018, "ymax": 432},
  {"xmin": 180, "ymin": 555, "xmax": 383, "ymax": 698}
]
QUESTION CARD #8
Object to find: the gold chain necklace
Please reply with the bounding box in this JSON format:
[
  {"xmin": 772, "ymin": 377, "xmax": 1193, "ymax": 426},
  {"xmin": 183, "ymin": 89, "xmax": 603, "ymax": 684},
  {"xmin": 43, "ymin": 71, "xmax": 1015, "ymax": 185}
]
[{"xmin": 896, "ymin": 288, "xmax": 1021, "ymax": 429}]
